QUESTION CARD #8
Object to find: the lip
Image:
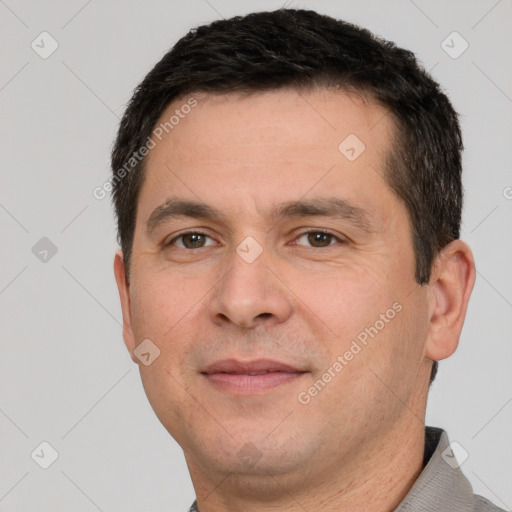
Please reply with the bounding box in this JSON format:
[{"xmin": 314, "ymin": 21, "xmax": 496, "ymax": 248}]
[{"xmin": 201, "ymin": 358, "xmax": 308, "ymax": 394}]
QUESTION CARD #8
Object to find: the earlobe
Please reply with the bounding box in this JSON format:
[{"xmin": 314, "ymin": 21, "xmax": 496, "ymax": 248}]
[
  {"xmin": 113, "ymin": 250, "xmax": 139, "ymax": 364},
  {"xmin": 425, "ymin": 240, "xmax": 476, "ymax": 362}
]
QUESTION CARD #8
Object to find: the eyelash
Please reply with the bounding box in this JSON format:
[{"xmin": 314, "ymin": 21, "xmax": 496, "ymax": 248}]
[{"xmin": 166, "ymin": 229, "xmax": 344, "ymax": 249}]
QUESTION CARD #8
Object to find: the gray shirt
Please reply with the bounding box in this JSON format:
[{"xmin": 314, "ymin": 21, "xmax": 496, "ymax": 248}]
[{"xmin": 188, "ymin": 426, "xmax": 506, "ymax": 511}]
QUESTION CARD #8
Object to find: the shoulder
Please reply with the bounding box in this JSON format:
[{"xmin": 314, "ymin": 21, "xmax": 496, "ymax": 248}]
[{"xmin": 472, "ymin": 494, "xmax": 508, "ymax": 512}]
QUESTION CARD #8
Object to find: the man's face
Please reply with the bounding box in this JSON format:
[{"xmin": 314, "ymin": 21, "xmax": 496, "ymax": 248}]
[{"xmin": 115, "ymin": 89, "xmax": 433, "ymax": 485}]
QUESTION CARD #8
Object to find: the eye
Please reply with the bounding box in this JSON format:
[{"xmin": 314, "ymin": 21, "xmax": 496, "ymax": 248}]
[
  {"xmin": 294, "ymin": 230, "xmax": 343, "ymax": 248},
  {"xmin": 167, "ymin": 231, "xmax": 217, "ymax": 249},
  {"xmin": 166, "ymin": 229, "xmax": 344, "ymax": 250}
]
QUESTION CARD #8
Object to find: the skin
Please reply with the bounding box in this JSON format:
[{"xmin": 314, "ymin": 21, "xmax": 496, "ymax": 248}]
[{"xmin": 114, "ymin": 88, "xmax": 475, "ymax": 512}]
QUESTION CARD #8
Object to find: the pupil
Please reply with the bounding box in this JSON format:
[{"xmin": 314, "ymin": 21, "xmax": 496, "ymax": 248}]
[
  {"xmin": 185, "ymin": 234, "xmax": 204, "ymax": 248},
  {"xmin": 309, "ymin": 232, "xmax": 330, "ymax": 247}
]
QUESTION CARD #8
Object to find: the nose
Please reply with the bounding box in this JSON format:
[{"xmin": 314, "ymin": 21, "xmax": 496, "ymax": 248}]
[{"xmin": 207, "ymin": 241, "xmax": 293, "ymax": 329}]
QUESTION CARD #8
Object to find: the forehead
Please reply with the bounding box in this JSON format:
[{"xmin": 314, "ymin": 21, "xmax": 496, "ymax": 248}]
[
  {"xmin": 137, "ymin": 88, "xmax": 398, "ymax": 230},
  {"xmin": 153, "ymin": 87, "xmax": 391, "ymax": 153}
]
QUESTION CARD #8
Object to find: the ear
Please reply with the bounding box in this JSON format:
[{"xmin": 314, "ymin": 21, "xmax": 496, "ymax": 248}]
[
  {"xmin": 425, "ymin": 240, "xmax": 476, "ymax": 362},
  {"xmin": 114, "ymin": 249, "xmax": 138, "ymax": 364}
]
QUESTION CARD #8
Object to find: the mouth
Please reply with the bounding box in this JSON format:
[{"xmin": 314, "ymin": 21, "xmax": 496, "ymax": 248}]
[{"xmin": 201, "ymin": 358, "xmax": 308, "ymax": 394}]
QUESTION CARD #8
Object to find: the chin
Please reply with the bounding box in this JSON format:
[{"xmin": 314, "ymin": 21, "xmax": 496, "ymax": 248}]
[{"xmin": 191, "ymin": 427, "xmax": 316, "ymax": 477}]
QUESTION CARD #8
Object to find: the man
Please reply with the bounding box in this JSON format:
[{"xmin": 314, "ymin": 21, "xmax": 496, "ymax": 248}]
[{"xmin": 111, "ymin": 8, "xmax": 504, "ymax": 512}]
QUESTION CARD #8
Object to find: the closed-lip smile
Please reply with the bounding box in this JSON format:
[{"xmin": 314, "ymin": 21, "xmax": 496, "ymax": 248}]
[{"xmin": 201, "ymin": 358, "xmax": 308, "ymax": 394}]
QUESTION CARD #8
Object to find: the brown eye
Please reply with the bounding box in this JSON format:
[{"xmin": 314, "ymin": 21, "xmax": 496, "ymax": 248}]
[
  {"xmin": 168, "ymin": 232, "xmax": 215, "ymax": 249},
  {"xmin": 182, "ymin": 233, "xmax": 206, "ymax": 248},
  {"xmin": 295, "ymin": 231, "xmax": 341, "ymax": 248}
]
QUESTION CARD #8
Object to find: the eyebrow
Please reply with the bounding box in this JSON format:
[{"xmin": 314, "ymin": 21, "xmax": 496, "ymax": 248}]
[{"xmin": 146, "ymin": 196, "xmax": 375, "ymax": 235}]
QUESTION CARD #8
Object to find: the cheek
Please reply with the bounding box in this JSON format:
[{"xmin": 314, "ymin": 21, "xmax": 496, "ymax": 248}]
[
  {"xmin": 390, "ymin": 292, "xmax": 430, "ymax": 365},
  {"xmin": 288, "ymin": 261, "xmax": 396, "ymax": 342},
  {"xmin": 128, "ymin": 273, "xmax": 203, "ymax": 441},
  {"xmin": 129, "ymin": 269, "xmax": 205, "ymax": 342},
  {"xmin": 361, "ymin": 290, "xmax": 430, "ymax": 402},
  {"xmin": 291, "ymin": 262, "xmax": 424, "ymax": 393}
]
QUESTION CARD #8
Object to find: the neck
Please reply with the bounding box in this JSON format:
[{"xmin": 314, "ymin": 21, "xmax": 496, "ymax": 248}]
[{"xmin": 187, "ymin": 414, "xmax": 426, "ymax": 512}]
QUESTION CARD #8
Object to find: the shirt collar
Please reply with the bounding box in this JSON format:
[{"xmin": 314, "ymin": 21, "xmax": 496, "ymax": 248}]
[{"xmin": 394, "ymin": 426, "xmax": 475, "ymax": 511}]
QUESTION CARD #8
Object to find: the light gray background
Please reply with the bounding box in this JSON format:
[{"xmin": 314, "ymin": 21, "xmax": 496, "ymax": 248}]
[{"xmin": 1, "ymin": 0, "xmax": 511, "ymax": 511}]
